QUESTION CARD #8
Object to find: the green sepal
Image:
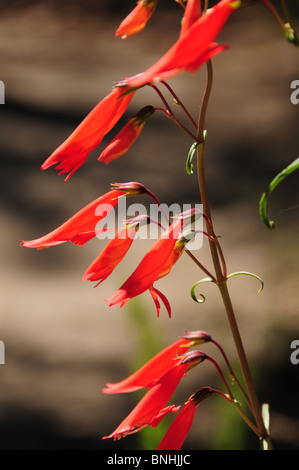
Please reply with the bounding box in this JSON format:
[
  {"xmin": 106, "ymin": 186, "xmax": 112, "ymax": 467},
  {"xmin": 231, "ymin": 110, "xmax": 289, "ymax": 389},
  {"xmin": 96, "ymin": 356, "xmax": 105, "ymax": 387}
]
[{"xmin": 259, "ymin": 157, "xmax": 299, "ymax": 229}]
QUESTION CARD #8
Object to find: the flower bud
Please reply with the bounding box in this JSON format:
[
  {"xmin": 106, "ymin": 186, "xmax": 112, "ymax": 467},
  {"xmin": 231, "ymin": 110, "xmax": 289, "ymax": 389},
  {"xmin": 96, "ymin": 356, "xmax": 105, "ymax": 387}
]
[
  {"xmin": 99, "ymin": 106, "xmax": 155, "ymax": 164},
  {"xmin": 115, "ymin": 0, "xmax": 158, "ymax": 39},
  {"xmin": 110, "ymin": 182, "xmax": 147, "ymax": 197},
  {"xmin": 180, "ymin": 330, "xmax": 212, "ymax": 345},
  {"xmin": 179, "ymin": 350, "xmax": 207, "ymax": 367}
]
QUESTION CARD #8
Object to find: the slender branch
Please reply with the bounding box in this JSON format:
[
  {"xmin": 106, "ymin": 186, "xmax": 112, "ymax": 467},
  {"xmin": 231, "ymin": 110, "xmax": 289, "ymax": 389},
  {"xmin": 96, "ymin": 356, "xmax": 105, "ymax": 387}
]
[
  {"xmin": 211, "ymin": 338, "xmax": 251, "ymax": 409},
  {"xmin": 185, "ymin": 249, "xmax": 217, "ymax": 282},
  {"xmin": 195, "ymin": 59, "xmax": 273, "ymax": 448},
  {"xmin": 151, "ymin": 84, "xmax": 200, "ymax": 142},
  {"xmin": 160, "ymin": 80, "xmax": 198, "ymax": 130},
  {"xmin": 261, "ymin": 0, "xmax": 288, "ymax": 32}
]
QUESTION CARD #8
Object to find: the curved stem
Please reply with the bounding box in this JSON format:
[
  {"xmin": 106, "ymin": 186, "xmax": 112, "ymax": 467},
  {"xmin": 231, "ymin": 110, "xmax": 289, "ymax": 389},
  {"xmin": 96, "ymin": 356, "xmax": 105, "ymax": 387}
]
[{"xmin": 196, "ymin": 60, "xmax": 273, "ymax": 448}]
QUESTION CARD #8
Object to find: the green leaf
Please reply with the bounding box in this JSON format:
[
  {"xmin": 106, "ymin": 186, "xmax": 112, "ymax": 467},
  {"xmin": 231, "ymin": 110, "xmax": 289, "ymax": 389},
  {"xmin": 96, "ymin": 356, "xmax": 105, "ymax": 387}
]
[
  {"xmin": 259, "ymin": 157, "xmax": 299, "ymax": 229},
  {"xmin": 186, "ymin": 142, "xmax": 199, "ymax": 175}
]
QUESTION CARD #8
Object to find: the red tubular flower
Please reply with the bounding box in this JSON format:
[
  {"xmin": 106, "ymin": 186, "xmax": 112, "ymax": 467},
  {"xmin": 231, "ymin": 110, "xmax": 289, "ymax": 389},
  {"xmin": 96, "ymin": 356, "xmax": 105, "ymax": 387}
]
[
  {"xmin": 82, "ymin": 226, "xmax": 137, "ymax": 287},
  {"xmin": 103, "ymin": 354, "xmax": 205, "ymax": 441},
  {"xmin": 41, "ymin": 87, "xmax": 135, "ymax": 181},
  {"xmin": 105, "ymin": 217, "xmax": 186, "ymax": 317},
  {"xmin": 82, "ymin": 220, "xmax": 144, "ymax": 287},
  {"xmin": 115, "ymin": 0, "xmax": 158, "ymax": 39},
  {"xmin": 179, "ymin": 0, "xmax": 201, "ymax": 39},
  {"xmin": 103, "ymin": 331, "xmax": 211, "ymax": 394},
  {"xmin": 20, "ymin": 189, "xmax": 123, "ymax": 249},
  {"xmin": 117, "ymin": 0, "xmax": 241, "ymax": 89},
  {"xmin": 157, "ymin": 388, "xmax": 215, "ymax": 450},
  {"xmin": 98, "ymin": 106, "xmax": 155, "ymax": 165}
]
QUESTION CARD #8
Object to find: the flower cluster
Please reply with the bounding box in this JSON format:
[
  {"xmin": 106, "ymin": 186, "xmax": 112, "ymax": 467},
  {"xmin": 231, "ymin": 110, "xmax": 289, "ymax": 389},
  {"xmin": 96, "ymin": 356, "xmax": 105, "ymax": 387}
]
[
  {"xmin": 102, "ymin": 330, "xmax": 234, "ymax": 449},
  {"xmin": 39, "ymin": 0, "xmax": 241, "ymax": 181}
]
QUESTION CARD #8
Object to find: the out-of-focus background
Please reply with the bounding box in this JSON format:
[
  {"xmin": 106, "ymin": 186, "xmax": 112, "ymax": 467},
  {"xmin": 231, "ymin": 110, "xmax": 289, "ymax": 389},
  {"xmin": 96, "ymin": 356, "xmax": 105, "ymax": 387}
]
[{"xmin": 0, "ymin": 0, "xmax": 299, "ymax": 450}]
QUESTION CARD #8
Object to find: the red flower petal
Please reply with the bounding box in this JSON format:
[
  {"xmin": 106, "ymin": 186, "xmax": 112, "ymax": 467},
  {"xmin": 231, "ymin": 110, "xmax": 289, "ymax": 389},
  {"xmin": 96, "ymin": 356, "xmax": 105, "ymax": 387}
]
[
  {"xmin": 20, "ymin": 189, "xmax": 123, "ymax": 249},
  {"xmin": 157, "ymin": 399, "xmax": 197, "ymax": 450},
  {"xmin": 106, "ymin": 218, "xmax": 184, "ymax": 311},
  {"xmin": 102, "ymin": 338, "xmax": 191, "ymax": 394},
  {"xmin": 41, "ymin": 87, "xmax": 135, "ymax": 180},
  {"xmin": 82, "ymin": 226, "xmax": 138, "ymax": 286},
  {"xmin": 103, "ymin": 359, "xmax": 189, "ymax": 440},
  {"xmin": 115, "ymin": 0, "xmax": 158, "ymax": 39},
  {"xmin": 179, "ymin": 0, "xmax": 201, "ymax": 39},
  {"xmin": 118, "ymin": 0, "xmax": 240, "ymax": 89}
]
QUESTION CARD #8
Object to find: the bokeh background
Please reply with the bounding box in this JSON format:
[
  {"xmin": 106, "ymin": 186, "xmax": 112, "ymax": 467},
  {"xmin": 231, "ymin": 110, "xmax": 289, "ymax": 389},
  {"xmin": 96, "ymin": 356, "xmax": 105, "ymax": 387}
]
[{"xmin": 0, "ymin": 0, "xmax": 299, "ymax": 450}]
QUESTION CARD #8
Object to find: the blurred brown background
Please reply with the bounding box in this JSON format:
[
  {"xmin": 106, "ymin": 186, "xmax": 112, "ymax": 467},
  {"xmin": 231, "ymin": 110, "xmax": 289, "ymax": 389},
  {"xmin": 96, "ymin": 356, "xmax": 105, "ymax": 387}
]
[{"xmin": 0, "ymin": 0, "xmax": 299, "ymax": 450}]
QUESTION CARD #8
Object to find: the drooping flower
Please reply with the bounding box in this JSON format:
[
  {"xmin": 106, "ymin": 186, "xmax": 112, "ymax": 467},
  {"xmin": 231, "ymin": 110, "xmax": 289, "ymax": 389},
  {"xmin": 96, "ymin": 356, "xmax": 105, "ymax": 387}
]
[
  {"xmin": 105, "ymin": 216, "xmax": 187, "ymax": 317},
  {"xmin": 98, "ymin": 106, "xmax": 155, "ymax": 164},
  {"xmin": 117, "ymin": 0, "xmax": 241, "ymax": 89},
  {"xmin": 82, "ymin": 216, "xmax": 150, "ymax": 287},
  {"xmin": 41, "ymin": 87, "xmax": 135, "ymax": 181},
  {"xmin": 157, "ymin": 388, "xmax": 215, "ymax": 450},
  {"xmin": 103, "ymin": 353, "xmax": 206, "ymax": 441},
  {"xmin": 179, "ymin": 0, "xmax": 202, "ymax": 39},
  {"xmin": 103, "ymin": 331, "xmax": 211, "ymax": 394},
  {"xmin": 115, "ymin": 0, "xmax": 159, "ymax": 39},
  {"xmin": 20, "ymin": 189, "xmax": 124, "ymax": 249}
]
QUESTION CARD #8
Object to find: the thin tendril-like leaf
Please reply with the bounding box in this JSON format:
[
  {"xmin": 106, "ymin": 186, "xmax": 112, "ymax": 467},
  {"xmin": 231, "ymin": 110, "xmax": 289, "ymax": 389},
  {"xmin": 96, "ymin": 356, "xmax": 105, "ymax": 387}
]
[
  {"xmin": 226, "ymin": 271, "xmax": 264, "ymax": 293},
  {"xmin": 190, "ymin": 277, "xmax": 215, "ymax": 303},
  {"xmin": 259, "ymin": 157, "xmax": 299, "ymax": 229},
  {"xmin": 186, "ymin": 142, "xmax": 199, "ymax": 175}
]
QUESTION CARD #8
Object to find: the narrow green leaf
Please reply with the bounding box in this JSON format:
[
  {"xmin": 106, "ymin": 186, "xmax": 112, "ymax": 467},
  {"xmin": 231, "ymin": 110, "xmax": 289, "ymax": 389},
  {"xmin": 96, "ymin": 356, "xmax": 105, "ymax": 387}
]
[
  {"xmin": 259, "ymin": 157, "xmax": 299, "ymax": 229},
  {"xmin": 186, "ymin": 142, "xmax": 199, "ymax": 175}
]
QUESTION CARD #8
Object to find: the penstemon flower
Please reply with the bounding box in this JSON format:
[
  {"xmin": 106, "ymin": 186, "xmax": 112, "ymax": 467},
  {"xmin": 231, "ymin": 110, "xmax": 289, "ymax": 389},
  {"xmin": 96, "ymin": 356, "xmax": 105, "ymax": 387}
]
[
  {"xmin": 102, "ymin": 331, "xmax": 211, "ymax": 394},
  {"xmin": 103, "ymin": 352, "xmax": 206, "ymax": 441},
  {"xmin": 179, "ymin": 0, "xmax": 202, "ymax": 39},
  {"xmin": 82, "ymin": 216, "xmax": 150, "ymax": 287},
  {"xmin": 115, "ymin": 0, "xmax": 159, "ymax": 39},
  {"xmin": 106, "ymin": 214, "xmax": 195, "ymax": 317},
  {"xmin": 98, "ymin": 106, "xmax": 155, "ymax": 164},
  {"xmin": 157, "ymin": 388, "xmax": 216, "ymax": 450},
  {"xmin": 117, "ymin": 0, "xmax": 241, "ymax": 89},
  {"xmin": 41, "ymin": 87, "xmax": 135, "ymax": 180},
  {"xmin": 20, "ymin": 189, "xmax": 124, "ymax": 249}
]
